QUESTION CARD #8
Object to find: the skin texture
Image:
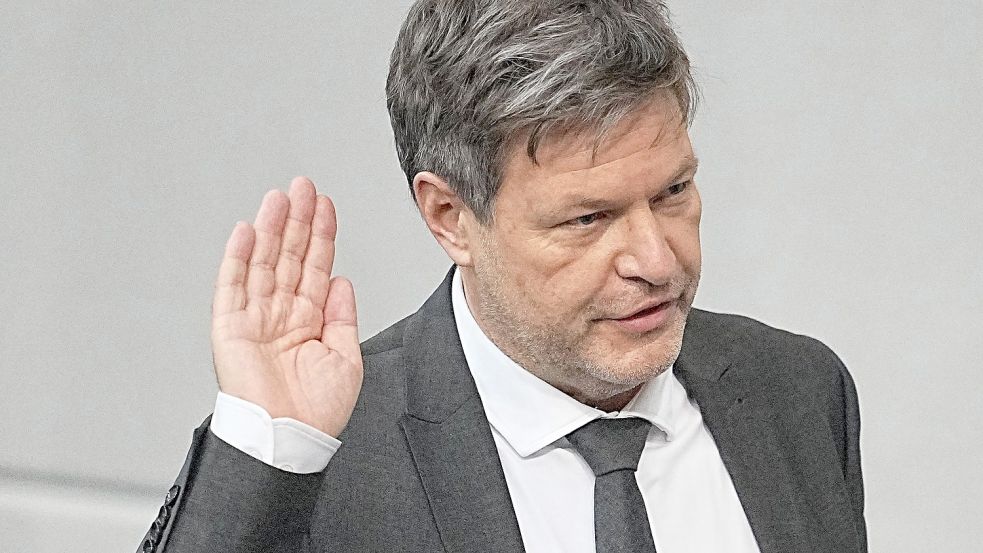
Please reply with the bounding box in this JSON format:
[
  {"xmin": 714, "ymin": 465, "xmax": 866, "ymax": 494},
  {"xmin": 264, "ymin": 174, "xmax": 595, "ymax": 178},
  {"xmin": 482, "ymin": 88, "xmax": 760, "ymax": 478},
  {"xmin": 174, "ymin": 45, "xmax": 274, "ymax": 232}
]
[{"xmin": 416, "ymin": 94, "xmax": 702, "ymax": 410}]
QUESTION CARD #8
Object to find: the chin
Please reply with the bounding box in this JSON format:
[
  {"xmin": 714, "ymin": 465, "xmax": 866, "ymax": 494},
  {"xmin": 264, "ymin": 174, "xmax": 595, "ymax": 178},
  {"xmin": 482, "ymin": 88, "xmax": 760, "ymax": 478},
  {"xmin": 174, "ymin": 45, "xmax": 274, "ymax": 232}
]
[
  {"xmin": 583, "ymin": 326, "xmax": 685, "ymax": 386},
  {"xmin": 584, "ymin": 345, "xmax": 679, "ymax": 388}
]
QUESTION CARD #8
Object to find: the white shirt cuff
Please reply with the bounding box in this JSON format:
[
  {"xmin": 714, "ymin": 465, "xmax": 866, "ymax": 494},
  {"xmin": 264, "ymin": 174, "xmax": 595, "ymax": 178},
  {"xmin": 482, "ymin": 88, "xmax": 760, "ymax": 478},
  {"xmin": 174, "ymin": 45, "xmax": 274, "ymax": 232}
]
[{"xmin": 209, "ymin": 391, "xmax": 341, "ymax": 474}]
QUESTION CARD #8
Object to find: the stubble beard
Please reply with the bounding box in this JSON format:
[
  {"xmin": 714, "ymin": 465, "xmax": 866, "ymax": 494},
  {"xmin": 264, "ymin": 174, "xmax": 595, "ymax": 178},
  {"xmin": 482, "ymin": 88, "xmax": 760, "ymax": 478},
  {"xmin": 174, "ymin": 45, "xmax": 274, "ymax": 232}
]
[{"xmin": 469, "ymin": 242, "xmax": 698, "ymax": 405}]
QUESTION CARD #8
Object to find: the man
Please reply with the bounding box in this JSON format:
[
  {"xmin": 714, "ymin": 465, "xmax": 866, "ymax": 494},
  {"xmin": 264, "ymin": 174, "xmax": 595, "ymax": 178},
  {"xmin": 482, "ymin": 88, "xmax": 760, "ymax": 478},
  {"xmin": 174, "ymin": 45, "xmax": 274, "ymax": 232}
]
[{"xmin": 139, "ymin": 1, "xmax": 867, "ymax": 552}]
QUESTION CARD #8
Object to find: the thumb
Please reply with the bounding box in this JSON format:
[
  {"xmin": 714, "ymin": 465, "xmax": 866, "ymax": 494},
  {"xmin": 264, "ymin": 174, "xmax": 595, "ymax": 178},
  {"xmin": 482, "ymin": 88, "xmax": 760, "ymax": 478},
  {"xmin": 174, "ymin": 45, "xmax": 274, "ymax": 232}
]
[{"xmin": 321, "ymin": 276, "xmax": 360, "ymax": 362}]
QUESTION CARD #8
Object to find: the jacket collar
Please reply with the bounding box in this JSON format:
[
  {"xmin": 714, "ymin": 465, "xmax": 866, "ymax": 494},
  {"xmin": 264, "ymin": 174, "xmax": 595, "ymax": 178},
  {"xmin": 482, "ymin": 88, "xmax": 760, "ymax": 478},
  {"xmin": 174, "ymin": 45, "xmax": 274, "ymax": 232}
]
[{"xmin": 401, "ymin": 267, "xmax": 480, "ymax": 423}]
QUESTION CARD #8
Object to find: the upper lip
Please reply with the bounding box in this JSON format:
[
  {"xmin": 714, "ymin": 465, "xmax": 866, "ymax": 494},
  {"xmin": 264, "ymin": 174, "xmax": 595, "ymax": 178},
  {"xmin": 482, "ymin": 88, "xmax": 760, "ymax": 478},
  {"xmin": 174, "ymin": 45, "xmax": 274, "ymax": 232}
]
[{"xmin": 609, "ymin": 297, "xmax": 678, "ymax": 320}]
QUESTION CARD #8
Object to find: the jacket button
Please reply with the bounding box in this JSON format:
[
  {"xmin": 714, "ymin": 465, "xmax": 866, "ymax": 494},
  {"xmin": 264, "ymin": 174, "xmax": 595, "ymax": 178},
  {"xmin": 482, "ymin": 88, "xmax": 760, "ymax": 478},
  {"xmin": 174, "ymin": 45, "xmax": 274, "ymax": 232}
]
[
  {"xmin": 149, "ymin": 520, "xmax": 164, "ymax": 544},
  {"xmin": 156, "ymin": 505, "xmax": 170, "ymax": 526},
  {"xmin": 165, "ymin": 485, "xmax": 181, "ymax": 507}
]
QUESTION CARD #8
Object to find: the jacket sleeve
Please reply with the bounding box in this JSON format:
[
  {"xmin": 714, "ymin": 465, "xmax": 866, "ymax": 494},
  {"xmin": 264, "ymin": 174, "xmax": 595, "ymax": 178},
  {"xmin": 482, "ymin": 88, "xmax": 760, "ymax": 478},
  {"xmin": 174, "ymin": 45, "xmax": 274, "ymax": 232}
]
[
  {"xmin": 834, "ymin": 353, "xmax": 868, "ymax": 553},
  {"xmin": 135, "ymin": 418, "xmax": 325, "ymax": 553}
]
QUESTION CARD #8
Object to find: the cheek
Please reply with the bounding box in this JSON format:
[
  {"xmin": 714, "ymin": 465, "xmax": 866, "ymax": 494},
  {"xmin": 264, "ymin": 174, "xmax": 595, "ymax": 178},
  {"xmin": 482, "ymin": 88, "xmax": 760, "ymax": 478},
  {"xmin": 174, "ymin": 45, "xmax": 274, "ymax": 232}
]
[
  {"xmin": 670, "ymin": 199, "xmax": 703, "ymax": 274},
  {"xmin": 668, "ymin": 238, "xmax": 701, "ymax": 284},
  {"xmin": 506, "ymin": 235, "xmax": 612, "ymax": 314}
]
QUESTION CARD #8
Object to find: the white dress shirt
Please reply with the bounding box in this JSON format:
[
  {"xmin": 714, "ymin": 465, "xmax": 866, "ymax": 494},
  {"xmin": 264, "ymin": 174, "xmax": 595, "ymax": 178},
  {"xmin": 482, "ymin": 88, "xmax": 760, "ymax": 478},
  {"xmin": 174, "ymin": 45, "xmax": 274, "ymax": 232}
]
[
  {"xmin": 211, "ymin": 267, "xmax": 761, "ymax": 552},
  {"xmin": 211, "ymin": 390, "xmax": 339, "ymax": 473}
]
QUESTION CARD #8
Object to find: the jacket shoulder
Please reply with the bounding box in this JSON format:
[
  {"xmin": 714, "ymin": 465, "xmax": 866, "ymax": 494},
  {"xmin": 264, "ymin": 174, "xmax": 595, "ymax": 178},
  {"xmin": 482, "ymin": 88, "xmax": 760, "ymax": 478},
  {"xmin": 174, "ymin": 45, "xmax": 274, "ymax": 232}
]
[
  {"xmin": 359, "ymin": 314, "xmax": 412, "ymax": 357},
  {"xmin": 685, "ymin": 307, "xmax": 857, "ymax": 413},
  {"xmin": 687, "ymin": 306, "xmax": 857, "ymax": 434},
  {"xmin": 688, "ymin": 307, "xmax": 846, "ymax": 372}
]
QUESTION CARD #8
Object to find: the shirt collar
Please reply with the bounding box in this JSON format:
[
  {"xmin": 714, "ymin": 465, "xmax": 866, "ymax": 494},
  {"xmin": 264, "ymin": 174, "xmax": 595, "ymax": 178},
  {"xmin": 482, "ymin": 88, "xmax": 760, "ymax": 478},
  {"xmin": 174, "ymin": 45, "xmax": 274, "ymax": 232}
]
[{"xmin": 450, "ymin": 267, "xmax": 677, "ymax": 458}]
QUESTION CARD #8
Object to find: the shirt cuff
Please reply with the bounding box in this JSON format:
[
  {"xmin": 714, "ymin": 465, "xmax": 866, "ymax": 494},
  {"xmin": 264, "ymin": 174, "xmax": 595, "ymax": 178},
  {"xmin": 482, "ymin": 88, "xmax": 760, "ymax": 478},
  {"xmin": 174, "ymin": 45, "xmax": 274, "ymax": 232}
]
[{"xmin": 210, "ymin": 391, "xmax": 341, "ymax": 474}]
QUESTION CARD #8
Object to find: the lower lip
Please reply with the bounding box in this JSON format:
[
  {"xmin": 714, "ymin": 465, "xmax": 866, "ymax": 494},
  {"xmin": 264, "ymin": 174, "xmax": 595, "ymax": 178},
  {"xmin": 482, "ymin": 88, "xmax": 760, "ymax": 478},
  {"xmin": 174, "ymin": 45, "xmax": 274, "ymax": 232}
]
[{"xmin": 606, "ymin": 301, "xmax": 676, "ymax": 334}]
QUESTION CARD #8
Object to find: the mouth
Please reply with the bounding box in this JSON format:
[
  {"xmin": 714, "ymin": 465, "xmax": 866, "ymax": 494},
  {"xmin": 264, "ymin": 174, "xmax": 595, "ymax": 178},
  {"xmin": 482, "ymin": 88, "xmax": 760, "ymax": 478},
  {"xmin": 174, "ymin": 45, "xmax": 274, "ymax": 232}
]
[{"xmin": 603, "ymin": 298, "xmax": 678, "ymax": 334}]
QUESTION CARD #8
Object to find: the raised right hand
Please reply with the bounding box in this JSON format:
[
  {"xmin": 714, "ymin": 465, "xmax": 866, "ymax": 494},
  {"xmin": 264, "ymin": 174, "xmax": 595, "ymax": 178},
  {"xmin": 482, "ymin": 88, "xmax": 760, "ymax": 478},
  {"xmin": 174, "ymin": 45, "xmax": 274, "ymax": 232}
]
[{"xmin": 210, "ymin": 176, "xmax": 363, "ymax": 438}]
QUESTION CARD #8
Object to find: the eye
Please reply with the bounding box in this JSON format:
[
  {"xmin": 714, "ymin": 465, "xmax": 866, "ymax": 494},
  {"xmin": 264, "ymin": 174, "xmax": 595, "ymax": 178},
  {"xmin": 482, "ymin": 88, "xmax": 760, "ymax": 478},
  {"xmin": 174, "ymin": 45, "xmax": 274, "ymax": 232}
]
[
  {"xmin": 666, "ymin": 180, "xmax": 691, "ymax": 196},
  {"xmin": 568, "ymin": 212, "xmax": 605, "ymax": 227}
]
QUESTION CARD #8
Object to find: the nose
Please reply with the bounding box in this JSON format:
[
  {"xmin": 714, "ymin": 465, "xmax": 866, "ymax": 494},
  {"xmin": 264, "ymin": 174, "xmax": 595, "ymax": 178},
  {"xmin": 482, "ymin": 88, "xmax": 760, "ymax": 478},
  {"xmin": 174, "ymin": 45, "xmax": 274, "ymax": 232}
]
[{"xmin": 612, "ymin": 208, "xmax": 676, "ymax": 287}]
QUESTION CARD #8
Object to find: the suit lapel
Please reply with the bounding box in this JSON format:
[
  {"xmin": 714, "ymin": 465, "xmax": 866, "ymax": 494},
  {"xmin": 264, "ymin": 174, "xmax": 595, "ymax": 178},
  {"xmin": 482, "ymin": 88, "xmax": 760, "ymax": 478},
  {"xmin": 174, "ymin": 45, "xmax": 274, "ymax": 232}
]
[
  {"xmin": 398, "ymin": 268, "xmax": 525, "ymax": 553},
  {"xmin": 675, "ymin": 310, "xmax": 817, "ymax": 553}
]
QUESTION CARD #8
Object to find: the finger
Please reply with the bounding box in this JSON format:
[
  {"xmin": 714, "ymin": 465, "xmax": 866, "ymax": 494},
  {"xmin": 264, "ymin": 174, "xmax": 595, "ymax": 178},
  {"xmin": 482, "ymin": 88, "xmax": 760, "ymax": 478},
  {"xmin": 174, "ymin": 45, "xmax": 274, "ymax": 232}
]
[
  {"xmin": 321, "ymin": 276, "xmax": 360, "ymax": 362},
  {"xmin": 213, "ymin": 222, "xmax": 255, "ymax": 316},
  {"xmin": 245, "ymin": 189, "xmax": 289, "ymax": 300},
  {"xmin": 297, "ymin": 195, "xmax": 338, "ymax": 310},
  {"xmin": 274, "ymin": 176, "xmax": 316, "ymax": 295}
]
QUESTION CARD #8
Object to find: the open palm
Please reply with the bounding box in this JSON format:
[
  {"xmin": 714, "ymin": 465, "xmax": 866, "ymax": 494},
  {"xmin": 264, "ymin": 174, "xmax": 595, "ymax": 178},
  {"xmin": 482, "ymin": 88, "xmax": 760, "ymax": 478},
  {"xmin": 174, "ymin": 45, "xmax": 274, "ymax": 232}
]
[{"xmin": 211, "ymin": 177, "xmax": 362, "ymax": 438}]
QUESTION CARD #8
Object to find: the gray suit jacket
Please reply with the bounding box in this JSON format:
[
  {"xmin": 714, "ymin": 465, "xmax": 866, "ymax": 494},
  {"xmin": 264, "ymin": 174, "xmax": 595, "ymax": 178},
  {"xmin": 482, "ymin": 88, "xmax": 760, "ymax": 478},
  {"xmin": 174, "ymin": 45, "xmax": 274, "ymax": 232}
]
[{"xmin": 139, "ymin": 269, "xmax": 867, "ymax": 553}]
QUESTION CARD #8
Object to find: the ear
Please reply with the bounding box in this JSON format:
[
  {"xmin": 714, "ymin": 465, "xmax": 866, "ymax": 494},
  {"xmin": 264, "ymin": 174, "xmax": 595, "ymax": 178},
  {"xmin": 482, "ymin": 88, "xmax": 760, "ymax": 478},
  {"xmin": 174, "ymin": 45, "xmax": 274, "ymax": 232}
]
[{"xmin": 413, "ymin": 171, "xmax": 480, "ymax": 267}]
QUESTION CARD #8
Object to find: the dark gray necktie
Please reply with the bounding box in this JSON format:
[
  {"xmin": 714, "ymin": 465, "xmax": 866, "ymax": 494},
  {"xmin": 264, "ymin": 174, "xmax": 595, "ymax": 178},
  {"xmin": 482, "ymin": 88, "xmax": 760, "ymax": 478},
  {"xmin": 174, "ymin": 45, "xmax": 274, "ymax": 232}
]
[{"xmin": 567, "ymin": 417, "xmax": 657, "ymax": 553}]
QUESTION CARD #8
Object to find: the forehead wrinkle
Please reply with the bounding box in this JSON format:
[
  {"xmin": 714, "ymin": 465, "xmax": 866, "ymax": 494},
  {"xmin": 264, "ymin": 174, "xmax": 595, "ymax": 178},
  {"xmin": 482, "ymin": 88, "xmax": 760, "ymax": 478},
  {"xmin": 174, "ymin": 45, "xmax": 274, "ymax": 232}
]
[
  {"xmin": 542, "ymin": 152, "xmax": 699, "ymax": 217},
  {"xmin": 527, "ymin": 109, "xmax": 685, "ymax": 173},
  {"xmin": 544, "ymin": 121, "xmax": 690, "ymax": 182},
  {"xmin": 549, "ymin": 139, "xmax": 695, "ymax": 187}
]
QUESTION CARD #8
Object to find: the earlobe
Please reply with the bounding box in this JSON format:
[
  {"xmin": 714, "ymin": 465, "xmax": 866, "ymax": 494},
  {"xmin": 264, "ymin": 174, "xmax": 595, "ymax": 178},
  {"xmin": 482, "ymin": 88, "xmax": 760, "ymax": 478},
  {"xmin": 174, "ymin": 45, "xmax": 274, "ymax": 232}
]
[{"xmin": 413, "ymin": 172, "xmax": 475, "ymax": 267}]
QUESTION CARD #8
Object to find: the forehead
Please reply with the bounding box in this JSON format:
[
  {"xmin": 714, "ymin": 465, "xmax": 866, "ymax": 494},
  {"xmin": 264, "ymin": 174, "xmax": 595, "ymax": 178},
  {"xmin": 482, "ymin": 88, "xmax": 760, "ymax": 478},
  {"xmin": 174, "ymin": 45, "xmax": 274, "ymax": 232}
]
[{"xmin": 497, "ymin": 97, "xmax": 694, "ymax": 208}]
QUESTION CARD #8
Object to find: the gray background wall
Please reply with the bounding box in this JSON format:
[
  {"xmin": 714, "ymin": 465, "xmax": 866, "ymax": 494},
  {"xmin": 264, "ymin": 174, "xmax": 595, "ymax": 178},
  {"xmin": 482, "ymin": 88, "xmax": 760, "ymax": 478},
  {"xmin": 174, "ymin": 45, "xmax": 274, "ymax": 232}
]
[{"xmin": 1, "ymin": 1, "xmax": 979, "ymax": 551}]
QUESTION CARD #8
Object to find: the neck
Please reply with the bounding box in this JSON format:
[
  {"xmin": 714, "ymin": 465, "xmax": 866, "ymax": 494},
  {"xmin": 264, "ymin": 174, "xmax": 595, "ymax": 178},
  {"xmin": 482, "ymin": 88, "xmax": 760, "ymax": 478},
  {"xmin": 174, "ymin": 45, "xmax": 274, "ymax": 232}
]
[
  {"xmin": 557, "ymin": 381, "xmax": 644, "ymax": 411},
  {"xmin": 588, "ymin": 385, "xmax": 644, "ymax": 411}
]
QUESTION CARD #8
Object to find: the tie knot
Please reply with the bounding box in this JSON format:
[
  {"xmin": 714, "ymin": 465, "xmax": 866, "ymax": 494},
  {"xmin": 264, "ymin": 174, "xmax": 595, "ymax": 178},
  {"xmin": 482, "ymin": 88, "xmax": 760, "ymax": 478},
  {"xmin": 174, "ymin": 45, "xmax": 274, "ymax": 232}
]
[{"xmin": 566, "ymin": 417, "xmax": 651, "ymax": 476}]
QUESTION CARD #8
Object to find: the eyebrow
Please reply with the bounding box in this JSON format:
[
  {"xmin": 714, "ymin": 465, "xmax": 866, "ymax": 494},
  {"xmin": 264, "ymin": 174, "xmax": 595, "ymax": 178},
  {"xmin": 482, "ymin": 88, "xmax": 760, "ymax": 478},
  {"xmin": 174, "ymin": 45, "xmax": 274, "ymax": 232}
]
[
  {"xmin": 549, "ymin": 155, "xmax": 701, "ymax": 216},
  {"xmin": 669, "ymin": 154, "xmax": 700, "ymax": 182}
]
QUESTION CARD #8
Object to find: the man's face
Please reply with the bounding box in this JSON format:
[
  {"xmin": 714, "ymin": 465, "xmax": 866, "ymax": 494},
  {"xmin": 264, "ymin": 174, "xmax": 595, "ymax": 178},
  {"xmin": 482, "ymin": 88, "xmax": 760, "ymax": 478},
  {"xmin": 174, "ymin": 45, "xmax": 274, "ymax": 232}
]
[{"xmin": 461, "ymin": 94, "xmax": 702, "ymax": 405}]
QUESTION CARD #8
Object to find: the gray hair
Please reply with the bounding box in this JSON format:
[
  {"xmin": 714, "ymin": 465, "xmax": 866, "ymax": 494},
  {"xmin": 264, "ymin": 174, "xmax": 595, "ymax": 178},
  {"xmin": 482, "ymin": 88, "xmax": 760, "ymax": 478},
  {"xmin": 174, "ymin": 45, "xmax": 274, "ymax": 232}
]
[{"xmin": 386, "ymin": 0, "xmax": 698, "ymax": 223}]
